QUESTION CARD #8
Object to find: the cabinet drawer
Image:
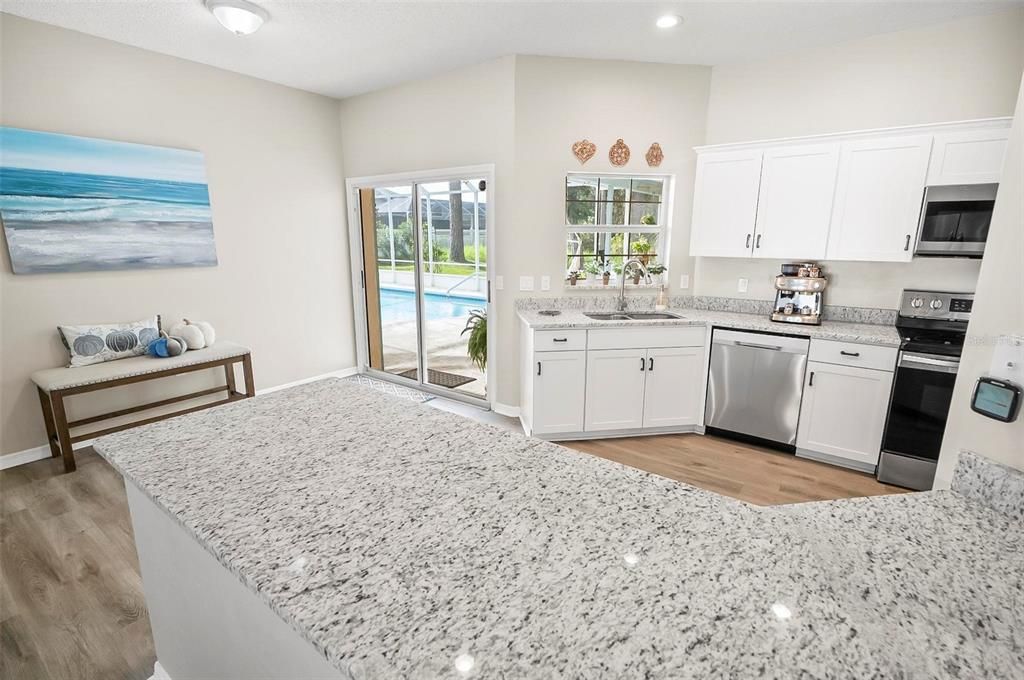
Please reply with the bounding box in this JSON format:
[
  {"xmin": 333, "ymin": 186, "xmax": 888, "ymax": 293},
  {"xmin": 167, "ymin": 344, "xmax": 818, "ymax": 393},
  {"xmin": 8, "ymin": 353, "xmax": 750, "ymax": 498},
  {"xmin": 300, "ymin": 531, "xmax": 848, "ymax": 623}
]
[
  {"xmin": 534, "ymin": 329, "xmax": 586, "ymax": 351},
  {"xmin": 588, "ymin": 326, "xmax": 705, "ymax": 350},
  {"xmin": 809, "ymin": 339, "xmax": 897, "ymax": 372}
]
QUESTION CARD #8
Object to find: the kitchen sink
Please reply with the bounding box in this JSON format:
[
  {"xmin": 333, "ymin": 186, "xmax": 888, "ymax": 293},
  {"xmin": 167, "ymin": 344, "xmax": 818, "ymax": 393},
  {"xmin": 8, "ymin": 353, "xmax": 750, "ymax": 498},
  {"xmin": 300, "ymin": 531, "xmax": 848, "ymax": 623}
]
[{"xmin": 584, "ymin": 311, "xmax": 683, "ymax": 321}]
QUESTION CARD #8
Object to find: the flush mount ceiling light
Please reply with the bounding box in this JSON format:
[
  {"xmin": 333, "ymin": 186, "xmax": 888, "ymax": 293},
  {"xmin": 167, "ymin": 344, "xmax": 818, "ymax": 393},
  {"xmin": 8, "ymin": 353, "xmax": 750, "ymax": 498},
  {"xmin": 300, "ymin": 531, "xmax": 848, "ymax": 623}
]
[
  {"xmin": 205, "ymin": 0, "xmax": 269, "ymax": 36},
  {"xmin": 656, "ymin": 14, "xmax": 683, "ymax": 29}
]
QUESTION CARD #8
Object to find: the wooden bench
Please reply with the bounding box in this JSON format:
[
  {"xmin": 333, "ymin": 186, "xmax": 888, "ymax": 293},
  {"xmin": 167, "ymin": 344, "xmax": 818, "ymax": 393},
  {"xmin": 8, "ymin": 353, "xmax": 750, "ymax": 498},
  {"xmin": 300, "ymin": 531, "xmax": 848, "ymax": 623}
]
[{"xmin": 31, "ymin": 342, "xmax": 254, "ymax": 473}]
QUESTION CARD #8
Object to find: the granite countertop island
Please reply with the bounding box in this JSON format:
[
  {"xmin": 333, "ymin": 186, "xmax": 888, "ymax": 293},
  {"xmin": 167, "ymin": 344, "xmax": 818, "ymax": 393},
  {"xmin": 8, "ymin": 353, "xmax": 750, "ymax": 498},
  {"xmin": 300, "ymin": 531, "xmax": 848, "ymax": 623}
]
[{"xmin": 95, "ymin": 379, "xmax": 1023, "ymax": 679}]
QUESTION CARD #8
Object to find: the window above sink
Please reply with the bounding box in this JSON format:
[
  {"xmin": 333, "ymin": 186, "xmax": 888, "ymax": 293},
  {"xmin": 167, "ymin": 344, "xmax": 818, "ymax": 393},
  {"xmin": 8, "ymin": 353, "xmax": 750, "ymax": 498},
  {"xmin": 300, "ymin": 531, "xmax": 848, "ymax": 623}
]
[{"xmin": 564, "ymin": 172, "xmax": 673, "ymax": 288}]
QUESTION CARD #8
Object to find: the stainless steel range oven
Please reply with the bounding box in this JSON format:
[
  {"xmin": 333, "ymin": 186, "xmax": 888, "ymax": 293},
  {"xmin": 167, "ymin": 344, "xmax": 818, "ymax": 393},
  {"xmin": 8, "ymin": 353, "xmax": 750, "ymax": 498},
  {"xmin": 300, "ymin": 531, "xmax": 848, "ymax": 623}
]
[{"xmin": 878, "ymin": 290, "xmax": 973, "ymax": 490}]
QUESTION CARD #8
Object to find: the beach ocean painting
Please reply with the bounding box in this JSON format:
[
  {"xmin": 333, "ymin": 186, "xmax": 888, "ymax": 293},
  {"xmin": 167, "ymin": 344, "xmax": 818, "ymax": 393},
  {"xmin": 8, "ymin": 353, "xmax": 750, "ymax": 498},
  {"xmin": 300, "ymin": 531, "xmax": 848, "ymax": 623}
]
[{"xmin": 0, "ymin": 127, "xmax": 217, "ymax": 274}]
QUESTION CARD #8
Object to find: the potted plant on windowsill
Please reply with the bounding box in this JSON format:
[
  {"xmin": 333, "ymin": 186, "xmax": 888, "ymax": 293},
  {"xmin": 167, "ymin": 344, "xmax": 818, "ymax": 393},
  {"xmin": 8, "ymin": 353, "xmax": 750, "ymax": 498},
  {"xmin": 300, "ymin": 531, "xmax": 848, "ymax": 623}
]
[
  {"xmin": 632, "ymin": 237, "xmax": 652, "ymax": 266},
  {"xmin": 647, "ymin": 263, "xmax": 666, "ymax": 286},
  {"xmin": 583, "ymin": 260, "xmax": 602, "ymax": 287},
  {"xmin": 567, "ymin": 270, "xmax": 583, "ymax": 286}
]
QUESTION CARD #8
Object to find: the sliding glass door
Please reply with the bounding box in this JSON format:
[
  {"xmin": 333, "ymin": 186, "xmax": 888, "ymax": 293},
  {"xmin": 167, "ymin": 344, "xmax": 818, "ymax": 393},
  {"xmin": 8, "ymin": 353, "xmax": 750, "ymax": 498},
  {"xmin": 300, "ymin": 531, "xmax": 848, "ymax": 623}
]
[{"xmin": 356, "ymin": 173, "xmax": 490, "ymax": 404}]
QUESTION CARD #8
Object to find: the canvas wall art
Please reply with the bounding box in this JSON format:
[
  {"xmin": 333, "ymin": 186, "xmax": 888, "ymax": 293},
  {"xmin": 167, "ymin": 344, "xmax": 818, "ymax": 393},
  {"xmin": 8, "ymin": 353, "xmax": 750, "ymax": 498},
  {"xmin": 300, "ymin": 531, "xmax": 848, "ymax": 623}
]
[{"xmin": 0, "ymin": 127, "xmax": 217, "ymax": 274}]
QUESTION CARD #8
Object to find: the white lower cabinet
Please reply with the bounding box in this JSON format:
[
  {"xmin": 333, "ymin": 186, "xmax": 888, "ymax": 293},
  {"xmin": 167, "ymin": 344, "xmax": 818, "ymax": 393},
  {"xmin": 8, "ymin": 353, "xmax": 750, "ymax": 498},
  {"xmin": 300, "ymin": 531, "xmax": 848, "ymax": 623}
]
[
  {"xmin": 532, "ymin": 350, "xmax": 586, "ymax": 435},
  {"xmin": 585, "ymin": 346, "xmax": 704, "ymax": 432},
  {"xmin": 642, "ymin": 347, "xmax": 704, "ymax": 428},
  {"xmin": 584, "ymin": 349, "xmax": 647, "ymax": 432},
  {"xmin": 796, "ymin": 360, "xmax": 894, "ymax": 470}
]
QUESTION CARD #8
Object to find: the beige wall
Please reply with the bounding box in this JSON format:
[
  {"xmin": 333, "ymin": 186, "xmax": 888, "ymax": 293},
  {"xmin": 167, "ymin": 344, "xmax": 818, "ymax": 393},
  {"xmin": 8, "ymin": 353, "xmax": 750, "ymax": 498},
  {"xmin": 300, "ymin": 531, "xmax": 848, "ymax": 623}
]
[
  {"xmin": 0, "ymin": 16, "xmax": 354, "ymax": 457},
  {"xmin": 696, "ymin": 10, "xmax": 1024, "ymax": 306},
  {"xmin": 339, "ymin": 55, "xmax": 711, "ymax": 408},
  {"xmin": 506, "ymin": 56, "xmax": 711, "ymax": 404},
  {"xmin": 934, "ymin": 74, "xmax": 1024, "ymax": 489}
]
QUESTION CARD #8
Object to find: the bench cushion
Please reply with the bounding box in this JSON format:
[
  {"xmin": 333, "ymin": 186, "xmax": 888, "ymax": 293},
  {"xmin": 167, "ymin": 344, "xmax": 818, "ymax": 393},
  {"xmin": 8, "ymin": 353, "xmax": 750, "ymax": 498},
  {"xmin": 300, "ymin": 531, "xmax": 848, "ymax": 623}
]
[{"xmin": 32, "ymin": 341, "xmax": 251, "ymax": 393}]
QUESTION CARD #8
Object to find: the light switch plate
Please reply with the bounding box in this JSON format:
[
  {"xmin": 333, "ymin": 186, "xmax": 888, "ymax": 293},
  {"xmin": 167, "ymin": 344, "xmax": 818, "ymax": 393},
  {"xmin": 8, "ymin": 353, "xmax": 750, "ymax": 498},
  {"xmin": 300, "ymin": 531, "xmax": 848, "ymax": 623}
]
[
  {"xmin": 679, "ymin": 274, "xmax": 690, "ymax": 289},
  {"xmin": 540, "ymin": 275, "xmax": 551, "ymax": 291},
  {"xmin": 495, "ymin": 275, "xmax": 504, "ymax": 290},
  {"xmin": 519, "ymin": 276, "xmax": 535, "ymax": 291},
  {"xmin": 737, "ymin": 278, "xmax": 749, "ymax": 293}
]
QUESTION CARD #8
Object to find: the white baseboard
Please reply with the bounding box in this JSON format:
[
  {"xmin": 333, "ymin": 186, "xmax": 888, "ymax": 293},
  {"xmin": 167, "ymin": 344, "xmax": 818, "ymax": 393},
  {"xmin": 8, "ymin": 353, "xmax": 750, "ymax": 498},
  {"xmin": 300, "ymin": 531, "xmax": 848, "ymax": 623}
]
[
  {"xmin": 493, "ymin": 401, "xmax": 520, "ymax": 418},
  {"xmin": 148, "ymin": 661, "xmax": 171, "ymax": 680},
  {"xmin": 0, "ymin": 367, "xmax": 361, "ymax": 471},
  {"xmin": 254, "ymin": 367, "xmax": 359, "ymax": 396}
]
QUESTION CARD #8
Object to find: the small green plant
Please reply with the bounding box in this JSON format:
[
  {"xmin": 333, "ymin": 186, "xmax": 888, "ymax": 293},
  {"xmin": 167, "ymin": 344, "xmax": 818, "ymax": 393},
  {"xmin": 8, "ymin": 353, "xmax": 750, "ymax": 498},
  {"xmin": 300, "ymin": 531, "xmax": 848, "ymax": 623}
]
[
  {"xmin": 583, "ymin": 259, "xmax": 603, "ymax": 275},
  {"xmin": 461, "ymin": 309, "xmax": 487, "ymax": 371},
  {"xmin": 639, "ymin": 213, "xmax": 657, "ymax": 226},
  {"xmin": 647, "ymin": 263, "xmax": 666, "ymax": 275}
]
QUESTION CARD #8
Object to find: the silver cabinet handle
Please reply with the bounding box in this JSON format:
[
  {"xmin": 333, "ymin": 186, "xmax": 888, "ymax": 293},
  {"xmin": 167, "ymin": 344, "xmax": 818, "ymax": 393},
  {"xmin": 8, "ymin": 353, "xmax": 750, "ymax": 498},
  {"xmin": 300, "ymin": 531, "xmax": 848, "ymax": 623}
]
[
  {"xmin": 537, "ymin": 361, "xmax": 541, "ymax": 376},
  {"xmin": 756, "ymin": 234, "xmax": 762, "ymax": 249},
  {"xmin": 745, "ymin": 234, "xmax": 752, "ymax": 248},
  {"xmin": 904, "ymin": 234, "xmax": 911, "ymax": 251},
  {"xmin": 735, "ymin": 340, "xmax": 783, "ymax": 351}
]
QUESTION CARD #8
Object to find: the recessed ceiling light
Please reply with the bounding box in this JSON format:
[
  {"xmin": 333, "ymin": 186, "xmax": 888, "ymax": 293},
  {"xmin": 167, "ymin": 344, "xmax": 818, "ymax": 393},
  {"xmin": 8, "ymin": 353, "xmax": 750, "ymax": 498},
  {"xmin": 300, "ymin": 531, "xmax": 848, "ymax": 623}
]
[
  {"xmin": 656, "ymin": 14, "xmax": 683, "ymax": 29},
  {"xmin": 205, "ymin": 0, "xmax": 269, "ymax": 36}
]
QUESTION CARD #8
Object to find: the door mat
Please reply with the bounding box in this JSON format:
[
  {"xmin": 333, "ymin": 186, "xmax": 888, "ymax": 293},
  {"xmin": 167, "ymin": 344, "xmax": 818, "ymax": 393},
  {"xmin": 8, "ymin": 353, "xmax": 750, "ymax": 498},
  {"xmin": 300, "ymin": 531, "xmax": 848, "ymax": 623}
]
[
  {"xmin": 347, "ymin": 374, "xmax": 434, "ymax": 403},
  {"xmin": 397, "ymin": 368, "xmax": 476, "ymax": 389}
]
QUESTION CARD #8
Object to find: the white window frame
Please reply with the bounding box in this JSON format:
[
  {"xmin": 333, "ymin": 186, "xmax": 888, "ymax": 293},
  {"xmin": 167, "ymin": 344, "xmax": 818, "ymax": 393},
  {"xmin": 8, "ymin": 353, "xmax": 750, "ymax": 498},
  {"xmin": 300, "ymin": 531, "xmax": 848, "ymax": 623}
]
[{"xmin": 564, "ymin": 171, "xmax": 675, "ymax": 279}]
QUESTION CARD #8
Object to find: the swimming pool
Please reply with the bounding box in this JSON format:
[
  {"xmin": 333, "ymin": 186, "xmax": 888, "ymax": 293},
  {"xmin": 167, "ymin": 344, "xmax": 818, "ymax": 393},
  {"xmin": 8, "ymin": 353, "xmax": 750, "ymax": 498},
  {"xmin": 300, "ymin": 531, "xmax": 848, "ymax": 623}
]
[{"xmin": 379, "ymin": 288, "xmax": 484, "ymax": 323}]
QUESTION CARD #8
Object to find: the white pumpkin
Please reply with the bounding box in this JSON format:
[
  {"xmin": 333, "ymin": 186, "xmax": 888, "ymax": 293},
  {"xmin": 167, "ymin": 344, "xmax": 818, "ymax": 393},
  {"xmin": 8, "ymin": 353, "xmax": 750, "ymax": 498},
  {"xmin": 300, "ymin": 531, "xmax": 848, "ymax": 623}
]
[
  {"xmin": 170, "ymin": 321, "xmax": 206, "ymax": 350},
  {"xmin": 184, "ymin": 318, "xmax": 216, "ymax": 346}
]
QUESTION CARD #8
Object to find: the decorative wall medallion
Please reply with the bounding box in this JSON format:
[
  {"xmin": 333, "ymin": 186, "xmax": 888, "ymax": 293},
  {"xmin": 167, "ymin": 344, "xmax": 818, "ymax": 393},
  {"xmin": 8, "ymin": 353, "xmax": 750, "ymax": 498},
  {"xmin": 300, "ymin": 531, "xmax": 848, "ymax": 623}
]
[
  {"xmin": 572, "ymin": 139, "xmax": 596, "ymax": 164},
  {"xmin": 609, "ymin": 138, "xmax": 630, "ymax": 166},
  {"xmin": 645, "ymin": 142, "xmax": 664, "ymax": 167}
]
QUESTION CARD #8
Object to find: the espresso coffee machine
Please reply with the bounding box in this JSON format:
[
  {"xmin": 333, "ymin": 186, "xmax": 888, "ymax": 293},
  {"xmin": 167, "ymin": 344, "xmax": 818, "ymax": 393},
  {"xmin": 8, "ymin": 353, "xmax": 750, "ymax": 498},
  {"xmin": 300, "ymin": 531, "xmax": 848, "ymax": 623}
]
[{"xmin": 771, "ymin": 263, "xmax": 827, "ymax": 326}]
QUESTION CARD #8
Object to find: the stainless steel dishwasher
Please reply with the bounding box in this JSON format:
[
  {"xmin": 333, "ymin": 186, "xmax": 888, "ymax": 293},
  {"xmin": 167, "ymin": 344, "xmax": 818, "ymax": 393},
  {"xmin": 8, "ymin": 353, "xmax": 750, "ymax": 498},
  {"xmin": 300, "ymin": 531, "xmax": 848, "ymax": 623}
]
[{"xmin": 704, "ymin": 329, "xmax": 809, "ymax": 449}]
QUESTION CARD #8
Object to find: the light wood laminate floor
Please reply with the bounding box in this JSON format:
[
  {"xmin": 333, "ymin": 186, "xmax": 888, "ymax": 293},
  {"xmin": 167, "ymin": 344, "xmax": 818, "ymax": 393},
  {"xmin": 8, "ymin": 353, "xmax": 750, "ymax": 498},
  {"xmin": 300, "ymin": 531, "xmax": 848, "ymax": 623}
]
[{"xmin": 1, "ymin": 428, "xmax": 906, "ymax": 679}]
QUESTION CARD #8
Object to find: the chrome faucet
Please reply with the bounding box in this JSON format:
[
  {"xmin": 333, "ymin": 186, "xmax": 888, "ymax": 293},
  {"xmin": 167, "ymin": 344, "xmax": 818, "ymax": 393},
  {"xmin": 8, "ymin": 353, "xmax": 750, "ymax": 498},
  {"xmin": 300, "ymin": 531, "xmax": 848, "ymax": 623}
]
[{"xmin": 617, "ymin": 258, "xmax": 650, "ymax": 312}]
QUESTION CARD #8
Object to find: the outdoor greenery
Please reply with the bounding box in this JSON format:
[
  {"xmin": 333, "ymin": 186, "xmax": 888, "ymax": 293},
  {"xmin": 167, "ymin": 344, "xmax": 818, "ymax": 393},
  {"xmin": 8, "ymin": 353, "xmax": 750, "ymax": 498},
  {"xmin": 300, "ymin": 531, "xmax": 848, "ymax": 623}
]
[{"xmin": 376, "ymin": 219, "xmax": 487, "ymax": 273}]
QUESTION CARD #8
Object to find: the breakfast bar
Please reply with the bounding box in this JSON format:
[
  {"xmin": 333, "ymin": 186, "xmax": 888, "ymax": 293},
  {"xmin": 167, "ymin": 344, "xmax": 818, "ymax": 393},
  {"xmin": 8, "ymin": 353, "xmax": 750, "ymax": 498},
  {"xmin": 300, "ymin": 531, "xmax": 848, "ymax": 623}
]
[{"xmin": 94, "ymin": 378, "xmax": 1023, "ymax": 679}]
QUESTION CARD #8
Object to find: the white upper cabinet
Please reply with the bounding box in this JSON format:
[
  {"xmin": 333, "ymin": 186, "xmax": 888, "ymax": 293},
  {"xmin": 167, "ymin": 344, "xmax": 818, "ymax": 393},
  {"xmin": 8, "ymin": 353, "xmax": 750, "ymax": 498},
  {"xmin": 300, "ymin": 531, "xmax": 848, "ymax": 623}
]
[
  {"xmin": 689, "ymin": 150, "xmax": 763, "ymax": 258},
  {"xmin": 752, "ymin": 143, "xmax": 840, "ymax": 260},
  {"xmin": 927, "ymin": 129, "xmax": 1009, "ymax": 185},
  {"xmin": 826, "ymin": 135, "xmax": 933, "ymax": 262}
]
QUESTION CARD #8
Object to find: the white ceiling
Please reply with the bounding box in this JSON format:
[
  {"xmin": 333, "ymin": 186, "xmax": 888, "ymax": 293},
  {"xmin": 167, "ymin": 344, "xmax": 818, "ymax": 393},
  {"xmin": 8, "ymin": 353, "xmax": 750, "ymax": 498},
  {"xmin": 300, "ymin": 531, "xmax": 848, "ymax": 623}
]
[{"xmin": 3, "ymin": 1, "xmax": 1020, "ymax": 99}]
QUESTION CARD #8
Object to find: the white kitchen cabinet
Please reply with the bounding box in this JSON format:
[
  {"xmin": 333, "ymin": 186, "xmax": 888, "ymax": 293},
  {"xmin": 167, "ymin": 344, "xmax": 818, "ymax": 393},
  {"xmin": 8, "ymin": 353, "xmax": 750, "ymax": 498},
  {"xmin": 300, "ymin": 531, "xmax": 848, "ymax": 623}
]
[
  {"xmin": 584, "ymin": 349, "xmax": 647, "ymax": 432},
  {"xmin": 532, "ymin": 351, "xmax": 587, "ymax": 435},
  {"xmin": 752, "ymin": 143, "xmax": 840, "ymax": 260},
  {"xmin": 642, "ymin": 347, "xmax": 704, "ymax": 428},
  {"xmin": 796, "ymin": 361, "xmax": 894, "ymax": 471},
  {"xmin": 689, "ymin": 149, "xmax": 763, "ymax": 258},
  {"xmin": 928, "ymin": 129, "xmax": 1008, "ymax": 185},
  {"xmin": 826, "ymin": 135, "xmax": 933, "ymax": 262}
]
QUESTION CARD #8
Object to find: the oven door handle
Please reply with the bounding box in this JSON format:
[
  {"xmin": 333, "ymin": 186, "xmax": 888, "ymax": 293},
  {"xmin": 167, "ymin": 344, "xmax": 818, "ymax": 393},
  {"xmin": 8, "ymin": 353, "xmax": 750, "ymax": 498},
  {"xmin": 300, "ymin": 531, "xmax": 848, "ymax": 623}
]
[{"xmin": 899, "ymin": 354, "xmax": 960, "ymax": 373}]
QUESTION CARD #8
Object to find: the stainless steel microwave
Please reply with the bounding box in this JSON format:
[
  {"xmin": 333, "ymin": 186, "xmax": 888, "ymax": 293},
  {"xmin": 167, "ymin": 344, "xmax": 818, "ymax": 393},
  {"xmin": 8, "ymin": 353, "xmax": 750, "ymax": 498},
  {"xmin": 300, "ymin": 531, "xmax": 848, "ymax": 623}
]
[{"xmin": 915, "ymin": 183, "xmax": 997, "ymax": 258}]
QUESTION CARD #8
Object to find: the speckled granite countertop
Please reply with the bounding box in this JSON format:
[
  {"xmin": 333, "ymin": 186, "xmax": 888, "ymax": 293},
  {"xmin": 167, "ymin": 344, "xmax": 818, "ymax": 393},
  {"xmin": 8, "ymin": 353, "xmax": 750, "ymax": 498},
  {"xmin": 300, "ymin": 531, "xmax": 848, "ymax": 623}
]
[
  {"xmin": 518, "ymin": 307, "xmax": 902, "ymax": 347},
  {"xmin": 95, "ymin": 379, "xmax": 1022, "ymax": 679}
]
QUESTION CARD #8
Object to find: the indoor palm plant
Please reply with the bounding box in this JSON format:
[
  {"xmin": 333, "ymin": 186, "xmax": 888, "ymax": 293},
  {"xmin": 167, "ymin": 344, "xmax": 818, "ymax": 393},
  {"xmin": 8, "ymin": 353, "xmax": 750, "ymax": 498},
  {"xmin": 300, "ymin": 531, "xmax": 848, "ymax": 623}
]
[{"xmin": 461, "ymin": 309, "xmax": 487, "ymax": 371}]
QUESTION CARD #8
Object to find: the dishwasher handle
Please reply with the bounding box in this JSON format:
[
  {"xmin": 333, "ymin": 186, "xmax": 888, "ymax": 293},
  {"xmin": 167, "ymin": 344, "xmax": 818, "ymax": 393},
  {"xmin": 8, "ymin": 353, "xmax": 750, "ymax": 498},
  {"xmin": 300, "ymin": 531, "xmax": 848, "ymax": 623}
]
[{"xmin": 735, "ymin": 340, "xmax": 783, "ymax": 352}]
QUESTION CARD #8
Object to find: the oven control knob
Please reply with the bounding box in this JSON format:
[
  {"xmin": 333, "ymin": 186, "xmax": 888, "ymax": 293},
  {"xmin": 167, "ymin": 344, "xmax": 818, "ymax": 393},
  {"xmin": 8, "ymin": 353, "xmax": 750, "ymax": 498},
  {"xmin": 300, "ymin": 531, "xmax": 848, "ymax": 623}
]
[
  {"xmin": 910, "ymin": 297, "xmax": 924, "ymax": 308},
  {"xmin": 930, "ymin": 299, "xmax": 944, "ymax": 310}
]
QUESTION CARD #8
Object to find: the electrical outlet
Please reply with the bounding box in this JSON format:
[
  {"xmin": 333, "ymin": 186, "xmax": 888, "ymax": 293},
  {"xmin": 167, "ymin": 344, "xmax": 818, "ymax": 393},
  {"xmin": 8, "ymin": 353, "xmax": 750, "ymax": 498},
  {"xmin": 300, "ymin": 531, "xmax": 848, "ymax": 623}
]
[
  {"xmin": 540, "ymin": 275, "xmax": 551, "ymax": 291},
  {"xmin": 519, "ymin": 276, "xmax": 535, "ymax": 291},
  {"xmin": 679, "ymin": 274, "xmax": 690, "ymax": 289},
  {"xmin": 737, "ymin": 278, "xmax": 749, "ymax": 293},
  {"xmin": 495, "ymin": 275, "xmax": 504, "ymax": 290}
]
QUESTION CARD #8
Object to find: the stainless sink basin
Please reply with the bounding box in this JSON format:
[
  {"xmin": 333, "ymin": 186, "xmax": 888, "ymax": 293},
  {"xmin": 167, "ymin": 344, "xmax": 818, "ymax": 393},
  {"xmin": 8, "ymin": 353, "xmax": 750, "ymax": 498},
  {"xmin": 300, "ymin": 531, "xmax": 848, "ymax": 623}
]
[
  {"xmin": 584, "ymin": 311, "xmax": 683, "ymax": 321},
  {"xmin": 626, "ymin": 312, "xmax": 683, "ymax": 320}
]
